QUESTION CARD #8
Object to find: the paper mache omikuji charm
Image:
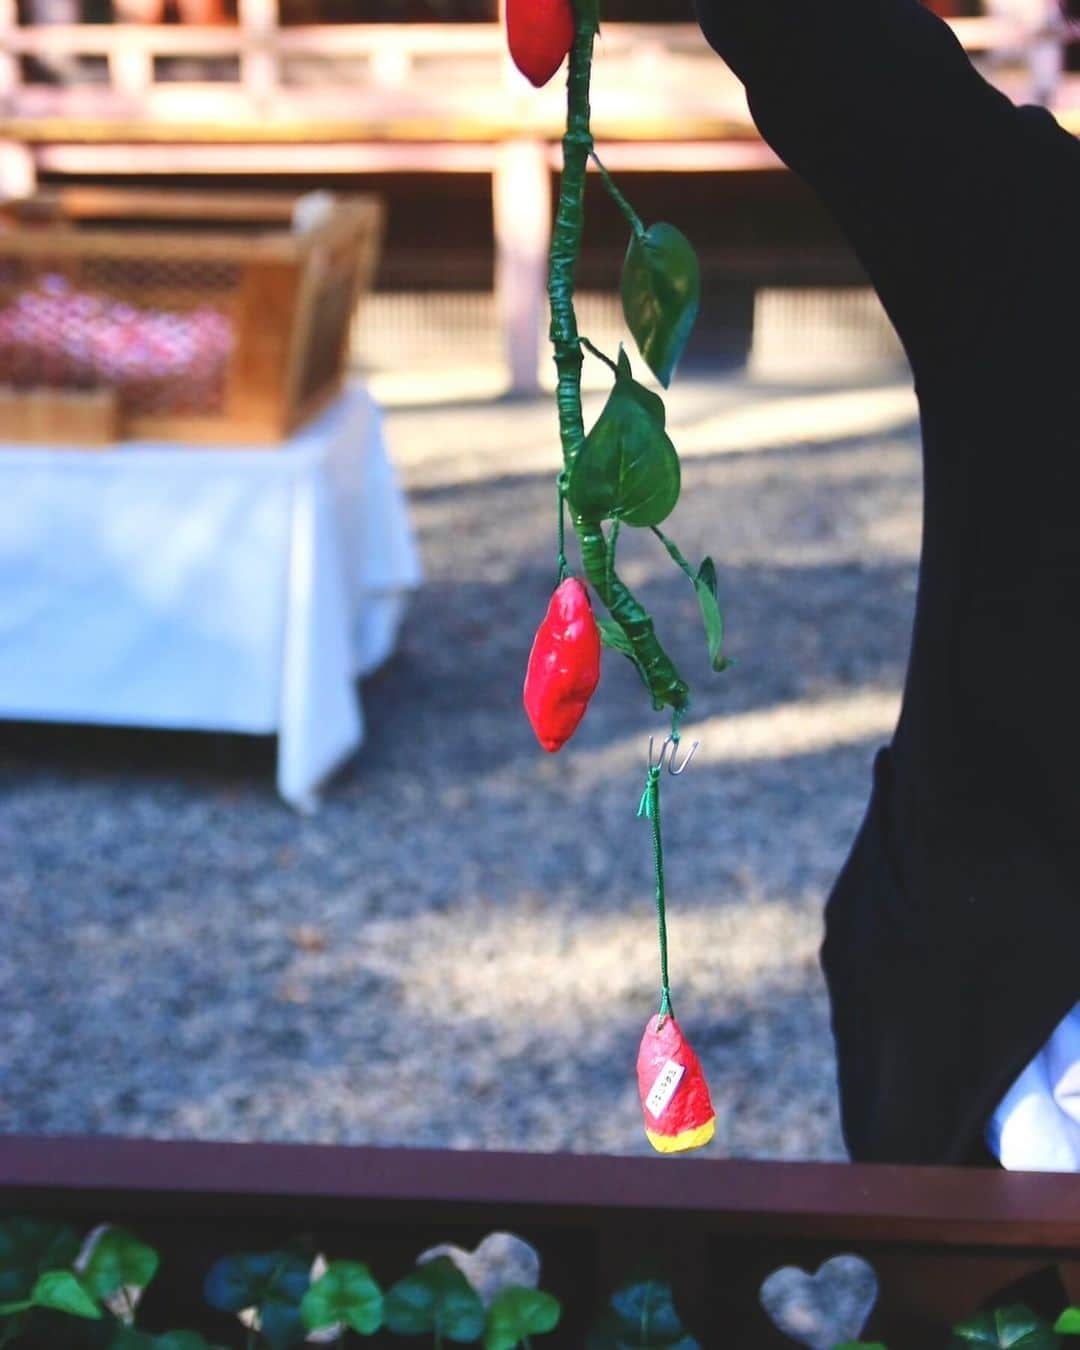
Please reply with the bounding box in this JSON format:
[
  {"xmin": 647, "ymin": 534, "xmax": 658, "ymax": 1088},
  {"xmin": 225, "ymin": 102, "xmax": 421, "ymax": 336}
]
[
  {"xmin": 523, "ymin": 577, "xmax": 601, "ymax": 752},
  {"xmin": 506, "ymin": 0, "xmax": 575, "ymax": 87},
  {"xmin": 637, "ymin": 1013, "xmax": 716, "ymax": 1153},
  {"xmin": 511, "ymin": 0, "xmax": 726, "ymax": 1155}
]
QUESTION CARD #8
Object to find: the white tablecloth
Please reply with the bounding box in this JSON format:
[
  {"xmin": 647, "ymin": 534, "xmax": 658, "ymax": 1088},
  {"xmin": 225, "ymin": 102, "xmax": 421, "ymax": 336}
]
[{"xmin": 0, "ymin": 385, "xmax": 421, "ymax": 809}]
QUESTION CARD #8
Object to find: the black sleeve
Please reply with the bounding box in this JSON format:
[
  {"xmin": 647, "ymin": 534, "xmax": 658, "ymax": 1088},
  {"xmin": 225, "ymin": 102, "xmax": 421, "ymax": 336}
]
[{"xmin": 692, "ymin": 0, "xmax": 1049, "ymax": 378}]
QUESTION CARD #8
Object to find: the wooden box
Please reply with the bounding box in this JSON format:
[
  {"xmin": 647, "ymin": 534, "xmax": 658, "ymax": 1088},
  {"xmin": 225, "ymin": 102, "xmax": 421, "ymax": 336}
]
[{"xmin": 0, "ymin": 188, "xmax": 382, "ymax": 445}]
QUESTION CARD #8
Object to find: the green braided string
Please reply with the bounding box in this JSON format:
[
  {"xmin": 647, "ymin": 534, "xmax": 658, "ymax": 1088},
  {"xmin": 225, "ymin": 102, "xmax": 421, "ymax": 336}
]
[{"xmin": 637, "ymin": 763, "xmax": 672, "ymax": 1022}]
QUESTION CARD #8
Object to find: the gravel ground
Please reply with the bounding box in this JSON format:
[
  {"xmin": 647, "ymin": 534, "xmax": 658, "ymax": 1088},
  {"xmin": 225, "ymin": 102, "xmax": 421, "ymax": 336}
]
[{"xmin": 0, "ymin": 371, "xmax": 921, "ymax": 1160}]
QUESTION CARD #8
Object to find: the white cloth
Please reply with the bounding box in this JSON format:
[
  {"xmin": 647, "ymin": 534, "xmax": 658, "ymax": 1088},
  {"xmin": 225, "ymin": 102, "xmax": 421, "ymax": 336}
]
[
  {"xmin": 987, "ymin": 1002, "xmax": 1080, "ymax": 1170},
  {"xmin": 0, "ymin": 385, "xmax": 420, "ymax": 809}
]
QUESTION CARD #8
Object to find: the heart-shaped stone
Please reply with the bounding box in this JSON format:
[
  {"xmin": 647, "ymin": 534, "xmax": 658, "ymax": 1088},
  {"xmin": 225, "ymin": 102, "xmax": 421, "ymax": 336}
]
[
  {"xmin": 418, "ymin": 1231, "xmax": 540, "ymax": 1307},
  {"xmin": 759, "ymin": 1253, "xmax": 878, "ymax": 1350}
]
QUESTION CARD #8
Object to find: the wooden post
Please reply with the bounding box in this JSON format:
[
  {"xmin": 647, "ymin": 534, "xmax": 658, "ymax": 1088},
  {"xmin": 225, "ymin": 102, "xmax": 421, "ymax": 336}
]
[
  {"xmin": 1027, "ymin": 0, "xmax": 1063, "ymax": 105},
  {"xmin": 238, "ymin": 0, "xmax": 278, "ymax": 108},
  {"xmin": 0, "ymin": 0, "xmax": 18, "ymax": 100},
  {"xmin": 109, "ymin": 39, "xmax": 154, "ymax": 99},
  {"xmin": 493, "ymin": 138, "xmax": 551, "ymax": 396},
  {"xmin": 0, "ymin": 141, "xmax": 34, "ymax": 199}
]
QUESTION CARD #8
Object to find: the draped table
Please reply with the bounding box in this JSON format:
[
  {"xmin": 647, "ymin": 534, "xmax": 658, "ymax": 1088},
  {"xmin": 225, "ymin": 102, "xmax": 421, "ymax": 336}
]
[{"xmin": 0, "ymin": 385, "xmax": 420, "ymax": 809}]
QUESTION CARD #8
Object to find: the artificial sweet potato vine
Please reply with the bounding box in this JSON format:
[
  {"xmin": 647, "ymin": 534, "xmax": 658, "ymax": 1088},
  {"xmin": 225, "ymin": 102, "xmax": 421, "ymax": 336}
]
[{"xmin": 514, "ymin": 0, "xmax": 728, "ymax": 1154}]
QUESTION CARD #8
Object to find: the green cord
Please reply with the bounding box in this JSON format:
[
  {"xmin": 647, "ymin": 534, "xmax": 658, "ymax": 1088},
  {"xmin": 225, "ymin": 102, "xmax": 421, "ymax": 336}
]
[
  {"xmin": 637, "ymin": 763, "xmax": 672, "ymax": 1021},
  {"xmin": 556, "ymin": 473, "xmax": 569, "ymax": 583}
]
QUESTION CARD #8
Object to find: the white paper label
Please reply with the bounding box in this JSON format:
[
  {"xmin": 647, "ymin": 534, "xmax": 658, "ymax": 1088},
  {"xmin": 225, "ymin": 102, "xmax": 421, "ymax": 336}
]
[{"xmin": 645, "ymin": 1059, "xmax": 685, "ymax": 1119}]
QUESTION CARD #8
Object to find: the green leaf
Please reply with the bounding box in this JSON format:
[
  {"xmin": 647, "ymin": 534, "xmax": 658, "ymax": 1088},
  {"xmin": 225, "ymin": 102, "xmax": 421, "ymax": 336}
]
[
  {"xmin": 484, "ymin": 1287, "xmax": 562, "ymax": 1350},
  {"xmin": 588, "ymin": 1281, "xmax": 699, "ymax": 1349},
  {"xmin": 301, "ymin": 1261, "xmax": 383, "ymax": 1335},
  {"xmin": 951, "ymin": 1304, "xmax": 1060, "ymax": 1349},
  {"xmin": 566, "ymin": 354, "xmax": 680, "ymax": 528},
  {"xmin": 1057, "ymin": 1310, "xmax": 1080, "ymax": 1335},
  {"xmin": 621, "ymin": 223, "xmax": 700, "ymax": 388},
  {"xmin": 384, "ymin": 1257, "xmax": 485, "ymax": 1343},
  {"xmin": 83, "ymin": 1228, "xmax": 160, "ymax": 1301},
  {"xmin": 31, "ymin": 1269, "xmax": 101, "ymax": 1320},
  {"xmin": 203, "ymin": 1251, "xmax": 310, "ymax": 1350},
  {"xmin": 0, "ymin": 1218, "xmax": 82, "ymax": 1303},
  {"xmin": 693, "ymin": 557, "xmax": 731, "ymax": 673}
]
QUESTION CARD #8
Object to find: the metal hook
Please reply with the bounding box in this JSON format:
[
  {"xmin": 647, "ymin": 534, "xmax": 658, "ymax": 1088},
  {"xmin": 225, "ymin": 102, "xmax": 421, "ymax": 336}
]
[{"xmin": 647, "ymin": 734, "xmax": 700, "ymax": 776}]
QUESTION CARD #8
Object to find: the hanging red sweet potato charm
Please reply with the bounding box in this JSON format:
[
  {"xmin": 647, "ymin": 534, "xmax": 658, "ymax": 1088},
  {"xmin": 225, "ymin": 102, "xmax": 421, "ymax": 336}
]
[
  {"xmin": 637, "ymin": 1013, "xmax": 716, "ymax": 1153},
  {"xmin": 523, "ymin": 576, "xmax": 601, "ymax": 752},
  {"xmin": 506, "ymin": 0, "xmax": 575, "ymax": 88}
]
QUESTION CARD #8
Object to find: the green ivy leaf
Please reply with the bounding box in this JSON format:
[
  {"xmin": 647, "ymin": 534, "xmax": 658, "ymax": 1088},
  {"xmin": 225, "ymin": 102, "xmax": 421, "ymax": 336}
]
[
  {"xmin": 588, "ymin": 1280, "xmax": 699, "ymax": 1349},
  {"xmin": 204, "ymin": 1251, "xmax": 310, "ymax": 1350},
  {"xmin": 566, "ymin": 352, "xmax": 680, "ymax": 528},
  {"xmin": 484, "ymin": 1287, "xmax": 562, "ymax": 1350},
  {"xmin": 1057, "ymin": 1310, "xmax": 1080, "ymax": 1335},
  {"xmin": 384, "ymin": 1257, "xmax": 485, "ymax": 1343},
  {"xmin": 951, "ymin": 1304, "xmax": 1060, "ymax": 1349},
  {"xmin": 0, "ymin": 1218, "xmax": 82, "ymax": 1303},
  {"xmin": 621, "ymin": 223, "xmax": 700, "ymax": 388},
  {"xmin": 83, "ymin": 1227, "xmax": 160, "ymax": 1302},
  {"xmin": 301, "ymin": 1261, "xmax": 383, "ymax": 1336},
  {"xmin": 30, "ymin": 1269, "xmax": 101, "ymax": 1320},
  {"xmin": 693, "ymin": 557, "xmax": 731, "ymax": 673}
]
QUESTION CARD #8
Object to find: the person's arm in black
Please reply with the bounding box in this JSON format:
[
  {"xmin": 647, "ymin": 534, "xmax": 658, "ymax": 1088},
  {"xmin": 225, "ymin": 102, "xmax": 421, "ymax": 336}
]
[{"xmin": 693, "ymin": 0, "xmax": 1059, "ymax": 383}]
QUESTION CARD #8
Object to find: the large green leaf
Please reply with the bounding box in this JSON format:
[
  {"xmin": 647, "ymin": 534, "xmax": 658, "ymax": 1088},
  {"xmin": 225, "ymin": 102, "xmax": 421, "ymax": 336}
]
[
  {"xmin": 30, "ymin": 1269, "xmax": 101, "ymax": 1320},
  {"xmin": 384, "ymin": 1257, "xmax": 485, "ymax": 1343},
  {"xmin": 83, "ymin": 1228, "xmax": 160, "ymax": 1302},
  {"xmin": 621, "ymin": 223, "xmax": 700, "ymax": 388},
  {"xmin": 1057, "ymin": 1310, "xmax": 1080, "ymax": 1335},
  {"xmin": 301, "ymin": 1260, "xmax": 383, "ymax": 1336},
  {"xmin": 693, "ymin": 557, "xmax": 731, "ymax": 674},
  {"xmin": 203, "ymin": 1251, "xmax": 310, "ymax": 1350},
  {"xmin": 952, "ymin": 1304, "xmax": 1060, "ymax": 1349},
  {"xmin": 588, "ymin": 1280, "xmax": 699, "ymax": 1350},
  {"xmin": 484, "ymin": 1287, "xmax": 561, "ymax": 1349},
  {"xmin": 566, "ymin": 351, "xmax": 680, "ymax": 528},
  {"xmin": 0, "ymin": 1218, "xmax": 82, "ymax": 1303}
]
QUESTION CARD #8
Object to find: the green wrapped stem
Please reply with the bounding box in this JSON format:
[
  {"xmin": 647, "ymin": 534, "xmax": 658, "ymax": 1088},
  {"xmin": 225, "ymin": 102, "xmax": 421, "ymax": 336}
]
[{"xmin": 547, "ymin": 8, "xmax": 689, "ymax": 714}]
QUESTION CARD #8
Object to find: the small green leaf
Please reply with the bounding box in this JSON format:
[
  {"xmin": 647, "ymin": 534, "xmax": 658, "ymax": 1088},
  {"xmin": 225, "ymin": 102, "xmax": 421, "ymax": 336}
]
[
  {"xmin": 1057, "ymin": 1310, "xmax": 1080, "ymax": 1335},
  {"xmin": 384, "ymin": 1257, "xmax": 485, "ymax": 1343},
  {"xmin": 484, "ymin": 1287, "xmax": 562, "ymax": 1350},
  {"xmin": 204, "ymin": 1251, "xmax": 310, "ymax": 1350},
  {"xmin": 951, "ymin": 1303, "xmax": 1060, "ymax": 1349},
  {"xmin": 621, "ymin": 223, "xmax": 700, "ymax": 387},
  {"xmin": 31, "ymin": 1269, "xmax": 101, "ymax": 1320},
  {"xmin": 588, "ymin": 1280, "xmax": 699, "ymax": 1349},
  {"xmin": 597, "ymin": 617, "xmax": 651, "ymax": 691},
  {"xmin": 83, "ymin": 1227, "xmax": 160, "ymax": 1301},
  {"xmin": 0, "ymin": 1218, "xmax": 82, "ymax": 1303},
  {"xmin": 301, "ymin": 1261, "xmax": 383, "ymax": 1336},
  {"xmin": 566, "ymin": 356, "xmax": 680, "ymax": 528},
  {"xmin": 693, "ymin": 557, "xmax": 731, "ymax": 674}
]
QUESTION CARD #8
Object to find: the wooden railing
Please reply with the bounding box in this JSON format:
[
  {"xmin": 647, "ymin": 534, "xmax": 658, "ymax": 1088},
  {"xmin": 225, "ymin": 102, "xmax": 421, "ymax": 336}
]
[{"xmin": 5, "ymin": 1135, "xmax": 1080, "ymax": 1346}]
